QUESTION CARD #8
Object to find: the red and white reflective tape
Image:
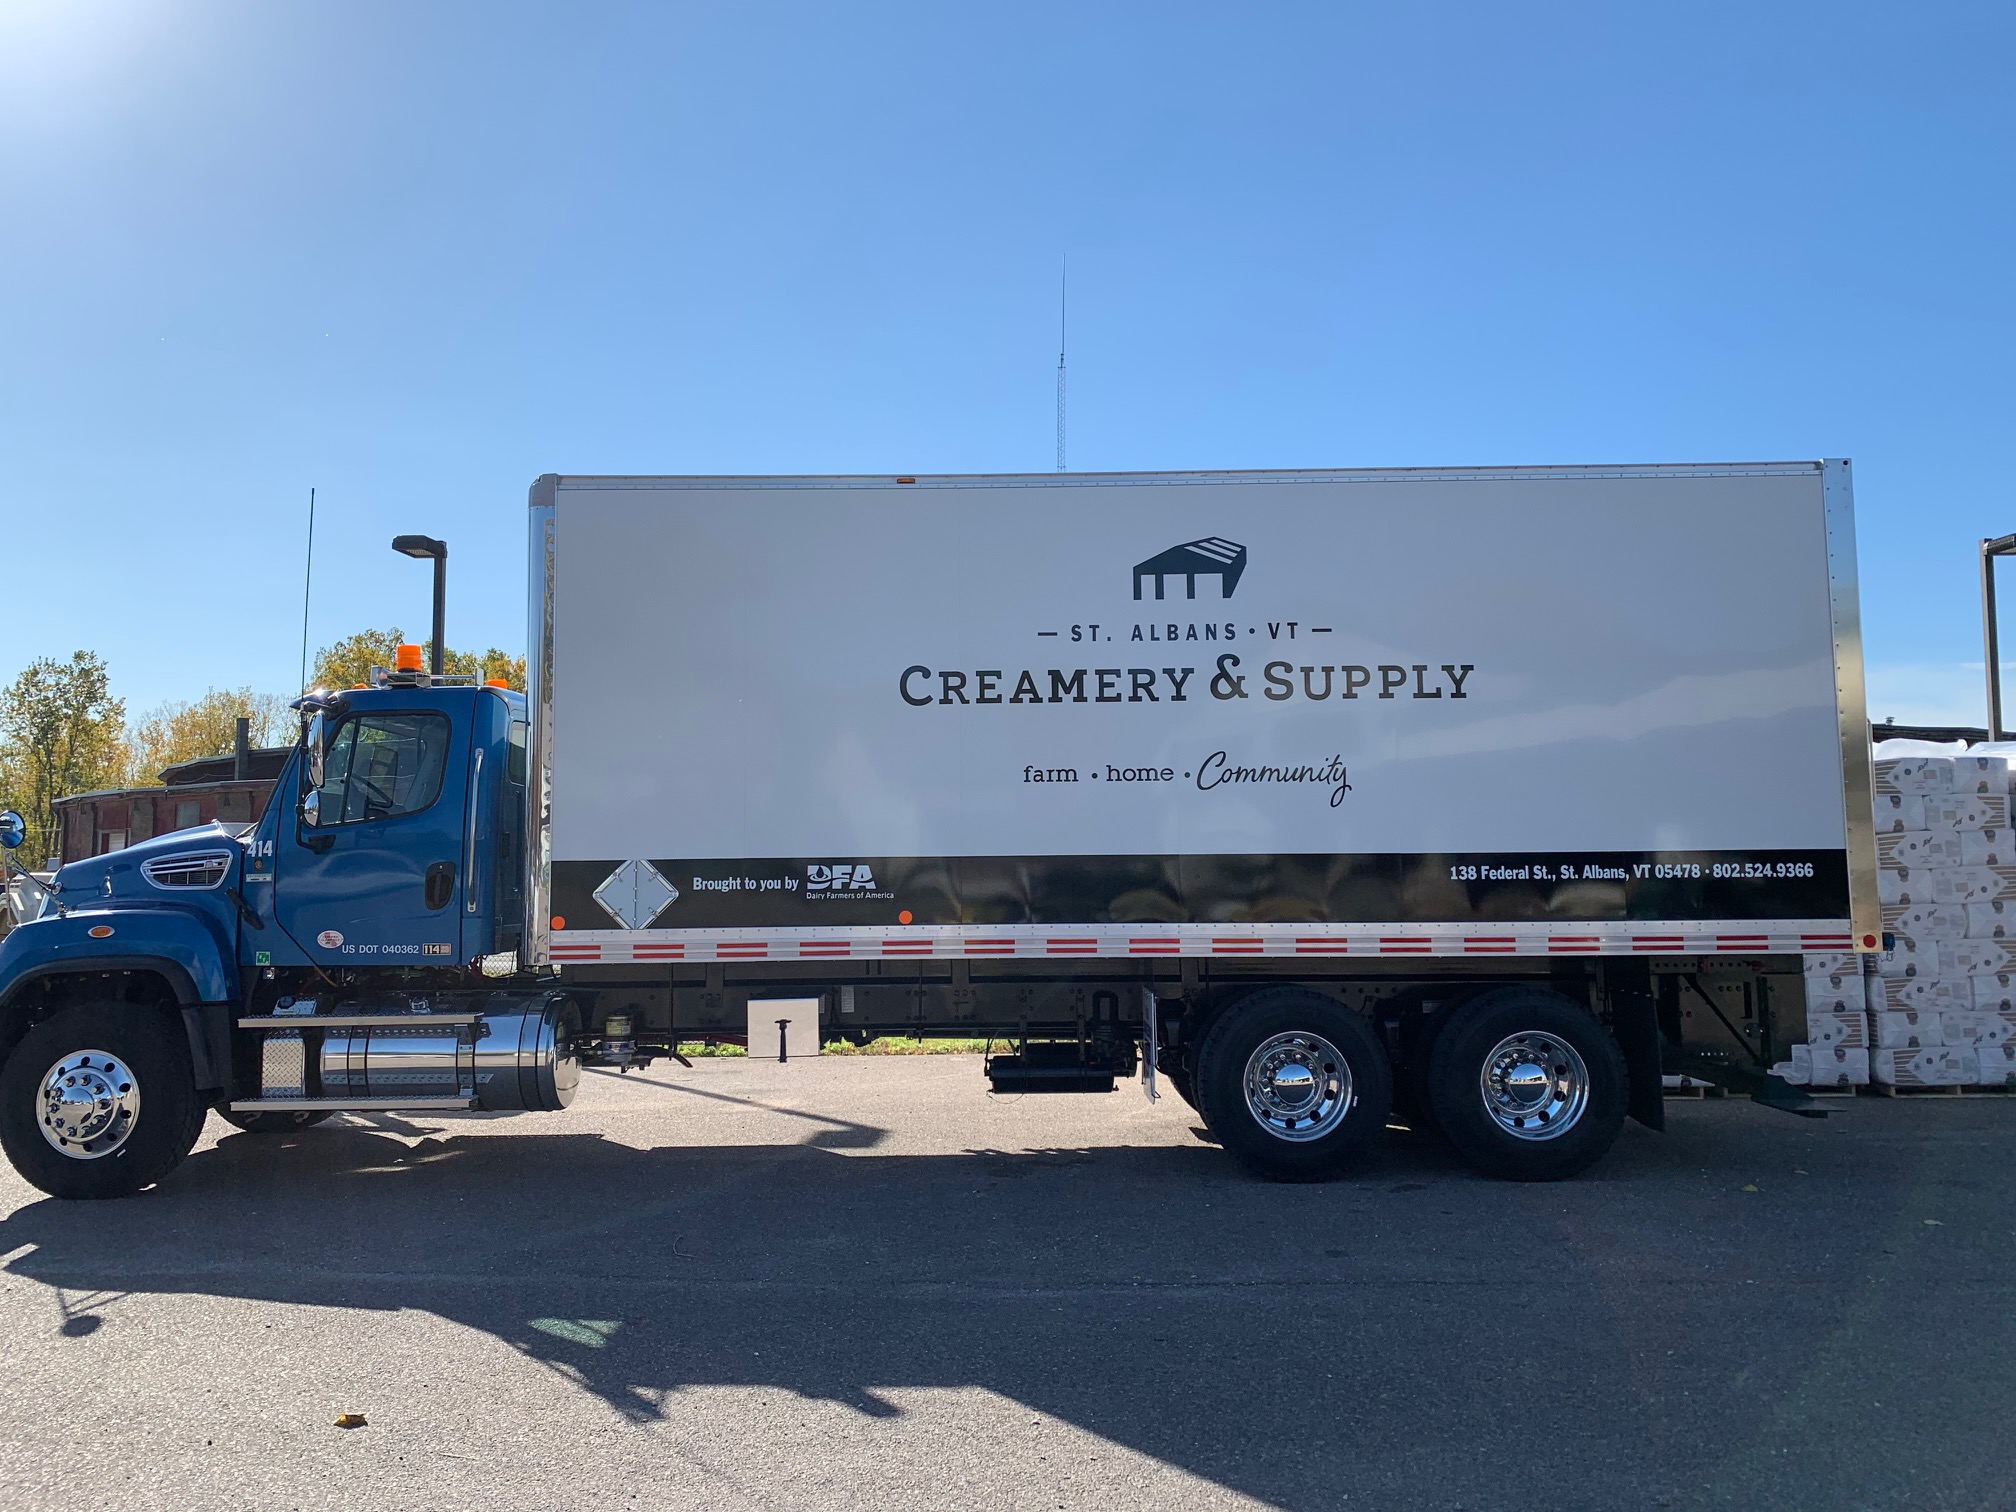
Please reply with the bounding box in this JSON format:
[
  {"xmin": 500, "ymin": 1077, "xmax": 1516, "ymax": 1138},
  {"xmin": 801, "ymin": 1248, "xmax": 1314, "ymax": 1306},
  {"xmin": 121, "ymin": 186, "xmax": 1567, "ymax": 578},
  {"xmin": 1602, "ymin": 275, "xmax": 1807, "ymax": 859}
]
[{"xmin": 541, "ymin": 922, "xmax": 1856, "ymax": 965}]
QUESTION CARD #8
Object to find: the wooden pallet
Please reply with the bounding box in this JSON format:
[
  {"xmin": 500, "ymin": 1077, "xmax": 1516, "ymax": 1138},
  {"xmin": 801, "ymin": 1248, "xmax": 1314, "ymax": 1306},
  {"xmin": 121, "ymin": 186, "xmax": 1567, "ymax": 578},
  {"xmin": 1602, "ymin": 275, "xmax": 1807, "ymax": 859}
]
[
  {"xmin": 1661, "ymin": 1075, "xmax": 1726, "ymax": 1100},
  {"xmin": 1862, "ymin": 1082, "xmax": 2016, "ymax": 1098}
]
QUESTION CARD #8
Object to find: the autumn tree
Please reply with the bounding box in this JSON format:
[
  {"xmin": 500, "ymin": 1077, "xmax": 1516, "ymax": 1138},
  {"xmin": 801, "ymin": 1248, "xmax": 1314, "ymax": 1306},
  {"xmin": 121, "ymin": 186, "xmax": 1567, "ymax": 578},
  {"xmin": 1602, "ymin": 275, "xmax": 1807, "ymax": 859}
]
[
  {"xmin": 312, "ymin": 630, "xmax": 525, "ymax": 693},
  {"xmin": 0, "ymin": 652, "xmax": 128, "ymax": 862},
  {"xmin": 127, "ymin": 688, "xmax": 293, "ymax": 783}
]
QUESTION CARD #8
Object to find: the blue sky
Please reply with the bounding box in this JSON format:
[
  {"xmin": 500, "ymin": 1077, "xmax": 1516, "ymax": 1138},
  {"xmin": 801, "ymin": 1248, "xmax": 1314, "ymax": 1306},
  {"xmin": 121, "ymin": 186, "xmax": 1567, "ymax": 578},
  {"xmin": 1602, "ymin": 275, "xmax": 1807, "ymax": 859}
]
[{"xmin": 2, "ymin": 1, "xmax": 2011, "ymax": 726}]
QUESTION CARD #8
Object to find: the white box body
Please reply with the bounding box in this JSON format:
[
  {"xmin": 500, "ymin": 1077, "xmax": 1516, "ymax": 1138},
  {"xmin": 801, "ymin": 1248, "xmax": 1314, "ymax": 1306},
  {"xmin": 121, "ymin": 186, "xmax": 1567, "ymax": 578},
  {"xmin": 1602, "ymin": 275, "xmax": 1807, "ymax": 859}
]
[{"xmin": 528, "ymin": 464, "xmax": 1872, "ymax": 965}]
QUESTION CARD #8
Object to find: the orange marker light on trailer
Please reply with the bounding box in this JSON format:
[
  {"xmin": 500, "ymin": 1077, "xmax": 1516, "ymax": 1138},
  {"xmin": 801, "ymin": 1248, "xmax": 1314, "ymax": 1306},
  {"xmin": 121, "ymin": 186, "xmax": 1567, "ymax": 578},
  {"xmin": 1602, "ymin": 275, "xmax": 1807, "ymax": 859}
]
[
  {"xmin": 394, "ymin": 643, "xmax": 424, "ymax": 672},
  {"xmin": 551, "ymin": 915, "xmax": 566, "ymax": 930}
]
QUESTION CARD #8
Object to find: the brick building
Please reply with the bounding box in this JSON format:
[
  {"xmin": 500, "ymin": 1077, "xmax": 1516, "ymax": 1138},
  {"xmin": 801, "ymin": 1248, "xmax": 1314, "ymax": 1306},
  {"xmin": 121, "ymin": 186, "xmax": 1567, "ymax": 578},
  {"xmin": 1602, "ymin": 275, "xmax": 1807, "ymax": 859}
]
[{"xmin": 49, "ymin": 745, "xmax": 291, "ymax": 866}]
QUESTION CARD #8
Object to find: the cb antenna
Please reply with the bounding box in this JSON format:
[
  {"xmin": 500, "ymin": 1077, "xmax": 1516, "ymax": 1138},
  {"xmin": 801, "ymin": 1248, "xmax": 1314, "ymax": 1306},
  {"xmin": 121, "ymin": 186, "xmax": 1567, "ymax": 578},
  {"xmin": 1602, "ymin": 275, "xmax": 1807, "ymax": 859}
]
[
  {"xmin": 1055, "ymin": 258, "xmax": 1067, "ymax": 472},
  {"xmin": 298, "ymin": 485, "xmax": 316, "ymax": 692}
]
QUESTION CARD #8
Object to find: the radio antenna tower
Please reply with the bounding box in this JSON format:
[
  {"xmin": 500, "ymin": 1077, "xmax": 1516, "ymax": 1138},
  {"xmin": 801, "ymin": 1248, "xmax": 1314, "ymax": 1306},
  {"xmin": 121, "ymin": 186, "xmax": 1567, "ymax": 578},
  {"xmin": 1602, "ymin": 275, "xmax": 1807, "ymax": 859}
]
[{"xmin": 1055, "ymin": 258, "xmax": 1067, "ymax": 472}]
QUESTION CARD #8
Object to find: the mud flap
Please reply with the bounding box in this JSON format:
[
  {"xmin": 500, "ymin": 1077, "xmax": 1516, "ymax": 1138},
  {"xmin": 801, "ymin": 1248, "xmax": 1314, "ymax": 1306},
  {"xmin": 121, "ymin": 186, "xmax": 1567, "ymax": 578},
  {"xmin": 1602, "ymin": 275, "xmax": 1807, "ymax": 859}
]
[
  {"xmin": 182, "ymin": 1004, "xmax": 230, "ymax": 1092},
  {"xmin": 1608, "ymin": 978, "xmax": 1665, "ymax": 1132}
]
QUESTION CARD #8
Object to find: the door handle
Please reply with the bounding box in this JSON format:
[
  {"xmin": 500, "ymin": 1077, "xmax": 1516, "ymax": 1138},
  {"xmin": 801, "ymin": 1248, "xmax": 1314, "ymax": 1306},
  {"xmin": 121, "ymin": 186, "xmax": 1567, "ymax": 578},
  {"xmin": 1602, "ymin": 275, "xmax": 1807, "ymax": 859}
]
[{"xmin": 424, "ymin": 862, "xmax": 456, "ymax": 911}]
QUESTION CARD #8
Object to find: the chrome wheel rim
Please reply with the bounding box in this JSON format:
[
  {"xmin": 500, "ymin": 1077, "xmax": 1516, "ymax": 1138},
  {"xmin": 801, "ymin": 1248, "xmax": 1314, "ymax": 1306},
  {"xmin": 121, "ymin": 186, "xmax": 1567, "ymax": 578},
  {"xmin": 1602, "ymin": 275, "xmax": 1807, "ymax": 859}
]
[
  {"xmin": 37, "ymin": 1050, "xmax": 141, "ymax": 1160},
  {"xmin": 1242, "ymin": 1031, "xmax": 1354, "ymax": 1142},
  {"xmin": 1479, "ymin": 1031, "xmax": 1588, "ymax": 1141}
]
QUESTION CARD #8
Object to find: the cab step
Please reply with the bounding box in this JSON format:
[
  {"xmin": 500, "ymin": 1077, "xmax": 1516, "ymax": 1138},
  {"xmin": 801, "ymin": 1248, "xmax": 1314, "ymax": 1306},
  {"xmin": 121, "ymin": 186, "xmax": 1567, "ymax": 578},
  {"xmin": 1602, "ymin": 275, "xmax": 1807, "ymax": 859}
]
[
  {"xmin": 237, "ymin": 1014, "xmax": 483, "ymax": 1029},
  {"xmin": 228, "ymin": 1097, "xmax": 477, "ymax": 1112}
]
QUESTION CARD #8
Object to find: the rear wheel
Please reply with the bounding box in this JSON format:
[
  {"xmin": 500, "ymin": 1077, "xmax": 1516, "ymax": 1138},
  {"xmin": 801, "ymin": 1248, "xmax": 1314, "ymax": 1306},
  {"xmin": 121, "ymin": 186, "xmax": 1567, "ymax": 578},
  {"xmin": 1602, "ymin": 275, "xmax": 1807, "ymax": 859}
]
[
  {"xmin": 0, "ymin": 1002, "xmax": 206, "ymax": 1200},
  {"xmin": 218, "ymin": 1109, "xmax": 334, "ymax": 1134},
  {"xmin": 1195, "ymin": 987, "xmax": 1390, "ymax": 1181},
  {"xmin": 1427, "ymin": 987, "xmax": 1627, "ymax": 1182}
]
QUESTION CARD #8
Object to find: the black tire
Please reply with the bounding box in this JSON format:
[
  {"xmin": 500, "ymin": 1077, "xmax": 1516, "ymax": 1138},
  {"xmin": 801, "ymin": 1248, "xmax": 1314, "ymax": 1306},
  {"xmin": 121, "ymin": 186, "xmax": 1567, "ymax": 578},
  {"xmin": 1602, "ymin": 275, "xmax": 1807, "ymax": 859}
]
[
  {"xmin": 1195, "ymin": 987, "xmax": 1391, "ymax": 1182},
  {"xmin": 0, "ymin": 1002, "xmax": 206, "ymax": 1200},
  {"xmin": 1427, "ymin": 987, "xmax": 1627, "ymax": 1182},
  {"xmin": 218, "ymin": 1109, "xmax": 334, "ymax": 1134}
]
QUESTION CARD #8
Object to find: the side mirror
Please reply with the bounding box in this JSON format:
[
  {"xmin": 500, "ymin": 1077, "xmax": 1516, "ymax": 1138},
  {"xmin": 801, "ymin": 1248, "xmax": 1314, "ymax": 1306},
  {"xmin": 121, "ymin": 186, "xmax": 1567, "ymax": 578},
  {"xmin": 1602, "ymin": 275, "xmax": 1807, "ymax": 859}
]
[
  {"xmin": 300, "ymin": 789, "xmax": 322, "ymax": 829},
  {"xmin": 0, "ymin": 811, "xmax": 23, "ymax": 850},
  {"xmin": 304, "ymin": 712, "xmax": 328, "ymax": 789}
]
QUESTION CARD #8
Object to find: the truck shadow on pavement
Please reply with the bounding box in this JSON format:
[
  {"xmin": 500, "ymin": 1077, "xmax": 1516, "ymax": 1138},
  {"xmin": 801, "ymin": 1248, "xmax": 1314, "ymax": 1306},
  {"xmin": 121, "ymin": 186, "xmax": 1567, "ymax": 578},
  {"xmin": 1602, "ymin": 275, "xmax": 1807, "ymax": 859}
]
[{"xmin": 1, "ymin": 1098, "xmax": 2013, "ymax": 1511}]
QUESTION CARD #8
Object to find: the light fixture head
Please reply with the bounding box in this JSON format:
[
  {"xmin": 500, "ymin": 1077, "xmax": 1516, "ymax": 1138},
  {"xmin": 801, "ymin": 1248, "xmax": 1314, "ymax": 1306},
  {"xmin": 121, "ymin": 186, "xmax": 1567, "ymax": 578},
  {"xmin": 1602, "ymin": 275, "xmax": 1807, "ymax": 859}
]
[{"xmin": 392, "ymin": 534, "xmax": 447, "ymax": 560}]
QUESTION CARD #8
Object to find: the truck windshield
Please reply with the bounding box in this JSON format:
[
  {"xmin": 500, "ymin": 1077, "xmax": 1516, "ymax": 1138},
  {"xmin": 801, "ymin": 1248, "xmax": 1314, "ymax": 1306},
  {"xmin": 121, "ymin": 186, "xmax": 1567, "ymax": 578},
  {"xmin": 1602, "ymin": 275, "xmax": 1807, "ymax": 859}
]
[{"xmin": 314, "ymin": 712, "xmax": 451, "ymax": 824}]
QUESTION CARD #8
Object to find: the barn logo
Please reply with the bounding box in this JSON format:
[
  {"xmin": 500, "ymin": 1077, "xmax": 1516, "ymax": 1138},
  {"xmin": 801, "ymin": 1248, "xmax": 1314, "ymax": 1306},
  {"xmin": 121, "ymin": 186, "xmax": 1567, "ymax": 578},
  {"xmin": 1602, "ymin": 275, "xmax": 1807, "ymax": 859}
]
[{"xmin": 1133, "ymin": 537, "xmax": 1247, "ymax": 600}]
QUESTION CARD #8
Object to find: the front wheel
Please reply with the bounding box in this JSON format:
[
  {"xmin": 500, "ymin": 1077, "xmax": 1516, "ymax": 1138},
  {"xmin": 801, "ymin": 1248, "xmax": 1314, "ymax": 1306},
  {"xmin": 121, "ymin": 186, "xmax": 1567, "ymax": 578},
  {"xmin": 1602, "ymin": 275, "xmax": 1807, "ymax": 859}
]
[
  {"xmin": 1195, "ymin": 988, "xmax": 1391, "ymax": 1181},
  {"xmin": 0, "ymin": 1003, "xmax": 206, "ymax": 1200},
  {"xmin": 1427, "ymin": 987, "xmax": 1627, "ymax": 1182}
]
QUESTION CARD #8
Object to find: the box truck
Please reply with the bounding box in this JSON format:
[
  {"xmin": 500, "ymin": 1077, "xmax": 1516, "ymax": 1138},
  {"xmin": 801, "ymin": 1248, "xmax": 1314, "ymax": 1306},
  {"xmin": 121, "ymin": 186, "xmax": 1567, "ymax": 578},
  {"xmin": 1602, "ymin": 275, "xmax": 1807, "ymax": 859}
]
[{"xmin": 0, "ymin": 461, "xmax": 1878, "ymax": 1198}]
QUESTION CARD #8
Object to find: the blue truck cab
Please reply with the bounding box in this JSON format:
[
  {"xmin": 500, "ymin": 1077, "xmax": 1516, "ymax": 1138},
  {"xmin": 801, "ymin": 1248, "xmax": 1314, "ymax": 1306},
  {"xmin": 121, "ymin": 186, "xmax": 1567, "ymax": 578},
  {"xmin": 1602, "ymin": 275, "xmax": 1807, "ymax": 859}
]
[{"xmin": 0, "ymin": 670, "xmax": 577, "ymax": 1200}]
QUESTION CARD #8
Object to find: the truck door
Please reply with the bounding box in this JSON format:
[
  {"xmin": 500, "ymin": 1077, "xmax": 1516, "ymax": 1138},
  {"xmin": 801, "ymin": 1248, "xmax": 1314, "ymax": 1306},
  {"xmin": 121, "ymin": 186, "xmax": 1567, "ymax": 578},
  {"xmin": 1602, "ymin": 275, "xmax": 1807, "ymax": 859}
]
[
  {"xmin": 272, "ymin": 706, "xmax": 468, "ymax": 966},
  {"xmin": 456, "ymin": 690, "xmax": 522, "ymax": 960}
]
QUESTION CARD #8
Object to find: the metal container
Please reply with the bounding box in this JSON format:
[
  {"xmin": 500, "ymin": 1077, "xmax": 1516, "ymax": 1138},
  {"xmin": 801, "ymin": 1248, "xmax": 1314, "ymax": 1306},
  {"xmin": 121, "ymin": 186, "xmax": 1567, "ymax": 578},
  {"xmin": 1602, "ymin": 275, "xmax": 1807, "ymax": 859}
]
[{"xmin": 318, "ymin": 993, "xmax": 580, "ymax": 1111}]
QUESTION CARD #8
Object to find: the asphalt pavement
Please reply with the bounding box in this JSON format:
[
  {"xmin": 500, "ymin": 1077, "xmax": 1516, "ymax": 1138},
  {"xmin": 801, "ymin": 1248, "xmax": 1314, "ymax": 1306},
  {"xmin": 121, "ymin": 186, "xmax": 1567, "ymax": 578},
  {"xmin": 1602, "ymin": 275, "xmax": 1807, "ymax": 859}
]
[{"xmin": 1, "ymin": 1056, "xmax": 2012, "ymax": 1512}]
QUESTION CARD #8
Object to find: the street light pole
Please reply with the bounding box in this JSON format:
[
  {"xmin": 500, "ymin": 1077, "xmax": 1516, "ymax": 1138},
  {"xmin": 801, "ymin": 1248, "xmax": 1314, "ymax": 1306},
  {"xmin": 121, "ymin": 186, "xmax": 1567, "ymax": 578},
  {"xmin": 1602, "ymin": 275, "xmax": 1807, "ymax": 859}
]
[
  {"xmin": 1983, "ymin": 536, "xmax": 2016, "ymax": 741},
  {"xmin": 391, "ymin": 535, "xmax": 449, "ymax": 676}
]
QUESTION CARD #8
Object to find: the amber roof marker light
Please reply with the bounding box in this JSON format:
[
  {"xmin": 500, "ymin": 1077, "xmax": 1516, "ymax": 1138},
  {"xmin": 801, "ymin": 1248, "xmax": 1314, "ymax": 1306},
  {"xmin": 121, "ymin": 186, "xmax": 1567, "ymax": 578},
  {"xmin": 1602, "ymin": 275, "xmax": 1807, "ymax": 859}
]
[{"xmin": 391, "ymin": 534, "xmax": 448, "ymax": 676}]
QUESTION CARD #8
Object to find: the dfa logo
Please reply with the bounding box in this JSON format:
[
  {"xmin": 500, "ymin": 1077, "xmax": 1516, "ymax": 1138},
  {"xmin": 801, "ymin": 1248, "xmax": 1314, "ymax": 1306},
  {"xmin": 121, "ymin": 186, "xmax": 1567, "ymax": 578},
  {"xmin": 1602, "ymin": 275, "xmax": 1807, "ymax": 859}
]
[{"xmin": 806, "ymin": 863, "xmax": 878, "ymax": 892}]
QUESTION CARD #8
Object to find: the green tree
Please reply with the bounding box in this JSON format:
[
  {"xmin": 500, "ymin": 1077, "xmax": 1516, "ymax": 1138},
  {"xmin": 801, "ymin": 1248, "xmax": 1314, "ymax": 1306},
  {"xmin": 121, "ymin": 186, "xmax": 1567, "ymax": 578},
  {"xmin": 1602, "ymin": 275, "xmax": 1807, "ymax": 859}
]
[
  {"xmin": 0, "ymin": 652, "xmax": 127, "ymax": 863},
  {"xmin": 127, "ymin": 688, "xmax": 293, "ymax": 783},
  {"xmin": 312, "ymin": 630, "xmax": 525, "ymax": 693}
]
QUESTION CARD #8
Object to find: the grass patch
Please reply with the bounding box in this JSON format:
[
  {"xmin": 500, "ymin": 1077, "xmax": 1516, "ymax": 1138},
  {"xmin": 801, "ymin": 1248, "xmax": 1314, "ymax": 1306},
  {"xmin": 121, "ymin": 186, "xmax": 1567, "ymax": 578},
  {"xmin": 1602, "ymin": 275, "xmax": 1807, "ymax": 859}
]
[{"xmin": 822, "ymin": 1036, "xmax": 1011, "ymax": 1056}]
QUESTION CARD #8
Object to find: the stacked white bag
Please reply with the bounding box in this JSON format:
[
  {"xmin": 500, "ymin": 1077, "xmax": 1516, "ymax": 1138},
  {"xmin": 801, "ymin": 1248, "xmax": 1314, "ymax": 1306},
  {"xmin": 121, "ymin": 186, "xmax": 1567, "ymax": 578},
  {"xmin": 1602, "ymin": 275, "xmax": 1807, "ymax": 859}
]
[
  {"xmin": 1868, "ymin": 741, "xmax": 2016, "ymax": 1086},
  {"xmin": 1779, "ymin": 951, "xmax": 1870, "ymax": 1086}
]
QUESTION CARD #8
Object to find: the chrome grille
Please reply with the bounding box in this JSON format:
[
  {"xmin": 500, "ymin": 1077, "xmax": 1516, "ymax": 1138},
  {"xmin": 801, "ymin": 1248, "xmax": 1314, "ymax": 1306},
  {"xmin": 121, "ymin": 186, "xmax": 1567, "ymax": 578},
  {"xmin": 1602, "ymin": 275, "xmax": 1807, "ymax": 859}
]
[{"xmin": 141, "ymin": 852, "xmax": 233, "ymax": 890}]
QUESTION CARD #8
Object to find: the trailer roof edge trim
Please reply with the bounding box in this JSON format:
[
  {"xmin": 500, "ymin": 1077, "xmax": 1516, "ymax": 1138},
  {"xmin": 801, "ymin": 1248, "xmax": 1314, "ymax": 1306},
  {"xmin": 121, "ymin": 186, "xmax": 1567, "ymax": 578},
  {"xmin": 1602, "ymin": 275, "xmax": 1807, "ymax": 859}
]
[{"xmin": 537, "ymin": 460, "xmax": 1832, "ymax": 495}]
